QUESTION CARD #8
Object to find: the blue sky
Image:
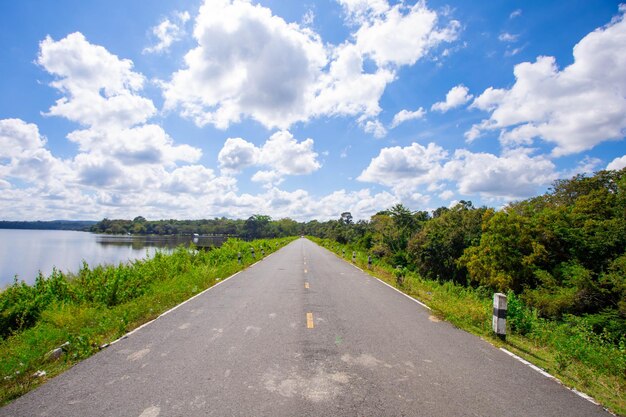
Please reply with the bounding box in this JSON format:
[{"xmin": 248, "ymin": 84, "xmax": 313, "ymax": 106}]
[{"xmin": 1, "ymin": 0, "xmax": 625, "ymax": 221}]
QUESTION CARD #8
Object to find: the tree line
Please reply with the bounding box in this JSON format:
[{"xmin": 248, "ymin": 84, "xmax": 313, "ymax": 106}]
[
  {"xmin": 90, "ymin": 215, "xmax": 301, "ymax": 239},
  {"xmin": 0, "ymin": 220, "xmax": 96, "ymax": 231}
]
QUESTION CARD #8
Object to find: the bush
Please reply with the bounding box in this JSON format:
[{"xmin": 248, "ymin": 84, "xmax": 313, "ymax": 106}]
[{"xmin": 506, "ymin": 290, "xmax": 535, "ymax": 335}]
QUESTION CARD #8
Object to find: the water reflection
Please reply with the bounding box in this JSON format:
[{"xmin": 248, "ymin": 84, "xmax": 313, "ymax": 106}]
[
  {"xmin": 0, "ymin": 230, "xmax": 230, "ymax": 287},
  {"xmin": 95, "ymin": 235, "xmax": 228, "ymax": 250}
]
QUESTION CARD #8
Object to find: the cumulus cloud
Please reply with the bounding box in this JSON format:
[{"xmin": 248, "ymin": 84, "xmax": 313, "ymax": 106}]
[
  {"xmin": 218, "ymin": 130, "xmax": 320, "ymax": 184},
  {"xmin": 607, "ymin": 155, "xmax": 626, "ymax": 170},
  {"xmin": 431, "ymin": 84, "xmax": 472, "ymax": 112},
  {"xmin": 163, "ymin": 0, "xmax": 328, "ymax": 129},
  {"xmin": 0, "ymin": 119, "xmax": 46, "ymax": 158},
  {"xmin": 312, "ymin": 43, "xmax": 394, "ymax": 120},
  {"xmin": 390, "ymin": 107, "xmax": 426, "ymax": 128},
  {"xmin": 162, "ymin": 165, "xmax": 236, "ymax": 195},
  {"xmin": 351, "ymin": 1, "xmax": 460, "ymax": 67},
  {"xmin": 218, "ymin": 137, "xmax": 260, "ymax": 173},
  {"xmin": 0, "ymin": 119, "xmax": 69, "ymax": 187},
  {"xmin": 67, "ymin": 125, "xmax": 201, "ymax": 166},
  {"xmin": 468, "ymin": 6, "xmax": 626, "ymax": 155},
  {"xmin": 143, "ymin": 11, "xmax": 190, "ymax": 54},
  {"xmin": 442, "ymin": 148, "xmax": 556, "ymax": 199},
  {"xmin": 31, "ymin": 33, "xmax": 208, "ymax": 199},
  {"xmin": 357, "ymin": 142, "xmax": 448, "ymax": 190},
  {"xmin": 337, "ymin": 0, "xmax": 389, "ymax": 23},
  {"xmin": 360, "ymin": 118, "xmax": 387, "ymax": 138},
  {"xmin": 358, "ymin": 142, "xmax": 557, "ymax": 200},
  {"xmin": 163, "ymin": 0, "xmax": 456, "ymax": 133},
  {"xmin": 38, "ymin": 32, "xmax": 156, "ymax": 128}
]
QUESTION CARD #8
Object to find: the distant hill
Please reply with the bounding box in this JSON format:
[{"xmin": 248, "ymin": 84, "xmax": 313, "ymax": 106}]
[{"xmin": 0, "ymin": 220, "xmax": 97, "ymax": 231}]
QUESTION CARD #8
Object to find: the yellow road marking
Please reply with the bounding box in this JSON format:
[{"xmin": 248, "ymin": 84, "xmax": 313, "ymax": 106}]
[
  {"xmin": 305, "ymin": 282, "xmax": 309, "ymax": 289},
  {"xmin": 304, "ymin": 269, "xmax": 308, "ymax": 274},
  {"xmin": 306, "ymin": 312, "xmax": 314, "ymax": 328}
]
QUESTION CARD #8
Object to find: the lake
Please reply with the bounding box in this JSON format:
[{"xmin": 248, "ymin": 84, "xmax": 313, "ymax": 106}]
[{"xmin": 0, "ymin": 229, "xmax": 225, "ymax": 288}]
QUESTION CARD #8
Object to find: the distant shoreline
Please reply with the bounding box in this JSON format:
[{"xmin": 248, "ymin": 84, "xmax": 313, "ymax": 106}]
[{"xmin": 0, "ymin": 220, "xmax": 97, "ymax": 231}]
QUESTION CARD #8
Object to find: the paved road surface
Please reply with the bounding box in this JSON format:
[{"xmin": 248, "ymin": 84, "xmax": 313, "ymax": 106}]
[{"xmin": 1, "ymin": 238, "xmax": 611, "ymax": 416}]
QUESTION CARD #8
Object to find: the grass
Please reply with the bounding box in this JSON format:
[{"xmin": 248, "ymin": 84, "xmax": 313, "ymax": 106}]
[
  {"xmin": 0, "ymin": 237, "xmax": 296, "ymax": 405},
  {"xmin": 310, "ymin": 237, "xmax": 626, "ymax": 416}
]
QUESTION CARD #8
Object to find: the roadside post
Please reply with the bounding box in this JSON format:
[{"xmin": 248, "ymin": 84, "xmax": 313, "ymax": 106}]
[
  {"xmin": 238, "ymin": 252, "xmax": 242, "ymax": 265},
  {"xmin": 352, "ymin": 251, "xmax": 356, "ymax": 263},
  {"xmin": 368, "ymin": 255, "xmax": 372, "ymax": 269},
  {"xmin": 342, "ymin": 249, "xmax": 345, "ymax": 258},
  {"xmin": 493, "ymin": 293, "xmax": 507, "ymax": 340},
  {"xmin": 251, "ymin": 247, "xmax": 256, "ymax": 259}
]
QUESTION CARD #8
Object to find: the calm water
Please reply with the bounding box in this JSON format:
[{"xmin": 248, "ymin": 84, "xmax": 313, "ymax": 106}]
[{"xmin": 0, "ymin": 229, "xmax": 224, "ymax": 288}]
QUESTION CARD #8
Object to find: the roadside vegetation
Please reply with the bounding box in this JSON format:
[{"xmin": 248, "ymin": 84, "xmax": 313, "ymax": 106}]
[
  {"xmin": 305, "ymin": 168, "xmax": 625, "ymax": 415},
  {"xmin": 0, "ymin": 237, "xmax": 295, "ymax": 405}
]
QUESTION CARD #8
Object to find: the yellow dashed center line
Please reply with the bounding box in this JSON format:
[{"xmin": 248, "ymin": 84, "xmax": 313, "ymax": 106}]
[
  {"xmin": 306, "ymin": 312, "xmax": 314, "ymax": 329},
  {"xmin": 304, "ymin": 269, "xmax": 308, "ymax": 274},
  {"xmin": 305, "ymin": 282, "xmax": 309, "ymax": 289}
]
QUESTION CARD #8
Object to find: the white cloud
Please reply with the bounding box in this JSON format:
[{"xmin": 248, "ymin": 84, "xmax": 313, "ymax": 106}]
[
  {"xmin": 0, "ymin": 119, "xmax": 70, "ymax": 188},
  {"xmin": 251, "ymin": 170, "xmax": 284, "ymax": 186},
  {"xmin": 162, "ymin": 165, "xmax": 236, "ymax": 195},
  {"xmin": 358, "ymin": 142, "xmax": 557, "ymax": 201},
  {"xmin": 163, "ymin": 0, "xmax": 328, "ymax": 129},
  {"xmin": 510, "ymin": 9, "xmax": 522, "ymax": 19},
  {"xmin": 357, "ymin": 142, "xmax": 448, "ymax": 190},
  {"xmin": 67, "ymin": 125, "xmax": 201, "ymax": 167},
  {"xmin": 431, "ymin": 84, "xmax": 472, "ymax": 112},
  {"xmin": 439, "ymin": 189, "xmax": 454, "ymax": 200},
  {"xmin": 468, "ymin": 7, "xmax": 626, "ymax": 155},
  {"xmin": 498, "ymin": 32, "xmax": 518, "ymax": 42},
  {"xmin": 442, "ymin": 148, "xmax": 557, "ymax": 199},
  {"xmin": 38, "ymin": 32, "xmax": 156, "ymax": 128},
  {"xmin": 607, "ymin": 155, "xmax": 626, "ymax": 170},
  {"xmin": 561, "ymin": 156, "xmax": 603, "ymax": 177},
  {"xmin": 31, "ymin": 33, "xmax": 208, "ymax": 200},
  {"xmin": 302, "ymin": 9, "xmax": 315, "ymax": 26},
  {"xmin": 351, "ymin": 1, "xmax": 460, "ymax": 68},
  {"xmin": 218, "ymin": 130, "xmax": 320, "ymax": 183},
  {"xmin": 337, "ymin": 0, "xmax": 389, "ymax": 23},
  {"xmin": 504, "ymin": 46, "xmax": 524, "ymax": 57},
  {"xmin": 0, "ymin": 119, "xmax": 46, "ymax": 158},
  {"xmin": 163, "ymin": 0, "xmax": 456, "ymax": 133},
  {"xmin": 390, "ymin": 107, "xmax": 426, "ymax": 128},
  {"xmin": 218, "ymin": 137, "xmax": 260, "ymax": 173},
  {"xmin": 144, "ymin": 11, "xmax": 190, "ymax": 54},
  {"xmin": 360, "ymin": 118, "xmax": 387, "ymax": 138},
  {"xmin": 259, "ymin": 131, "xmax": 320, "ymax": 175},
  {"xmin": 312, "ymin": 43, "xmax": 394, "ymax": 120}
]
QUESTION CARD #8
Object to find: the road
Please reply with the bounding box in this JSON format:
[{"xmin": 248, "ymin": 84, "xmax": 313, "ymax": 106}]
[{"xmin": 0, "ymin": 238, "xmax": 611, "ymax": 416}]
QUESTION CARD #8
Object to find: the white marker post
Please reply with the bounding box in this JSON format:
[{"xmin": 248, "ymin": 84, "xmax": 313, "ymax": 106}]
[{"xmin": 493, "ymin": 293, "xmax": 507, "ymax": 341}]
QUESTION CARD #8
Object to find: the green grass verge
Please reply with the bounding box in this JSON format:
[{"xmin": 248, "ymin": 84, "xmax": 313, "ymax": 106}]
[
  {"xmin": 309, "ymin": 237, "xmax": 626, "ymax": 416},
  {"xmin": 0, "ymin": 237, "xmax": 296, "ymax": 406}
]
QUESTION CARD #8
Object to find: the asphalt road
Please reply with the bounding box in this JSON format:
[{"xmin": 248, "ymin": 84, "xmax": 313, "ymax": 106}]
[{"xmin": 0, "ymin": 238, "xmax": 612, "ymax": 416}]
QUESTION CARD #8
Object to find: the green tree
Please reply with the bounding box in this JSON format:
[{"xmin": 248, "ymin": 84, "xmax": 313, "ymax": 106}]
[{"xmin": 408, "ymin": 202, "xmax": 485, "ymax": 283}]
